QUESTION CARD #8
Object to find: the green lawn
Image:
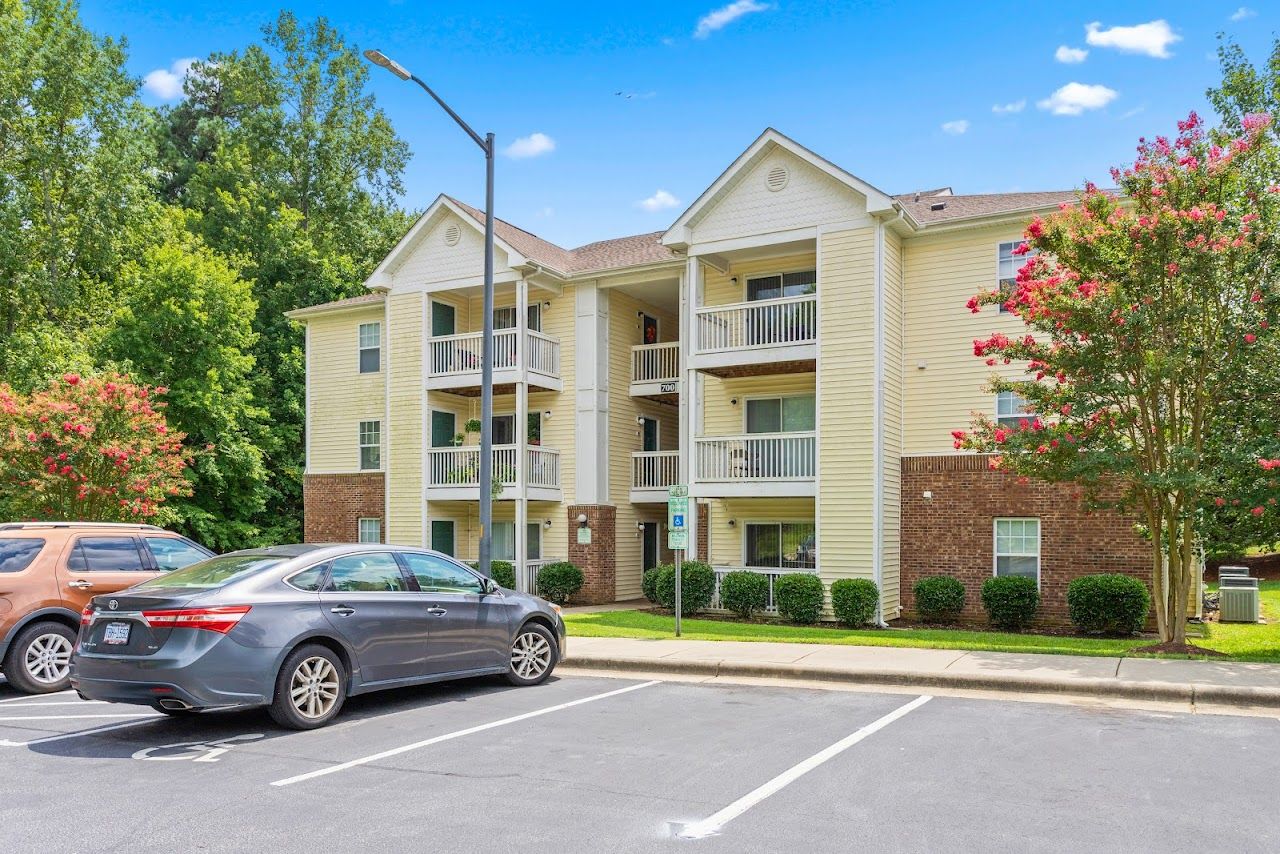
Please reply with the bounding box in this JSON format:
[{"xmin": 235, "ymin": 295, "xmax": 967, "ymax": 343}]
[{"xmin": 564, "ymin": 582, "xmax": 1280, "ymax": 663}]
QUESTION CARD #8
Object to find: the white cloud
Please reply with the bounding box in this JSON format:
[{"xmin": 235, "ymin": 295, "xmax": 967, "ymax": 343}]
[
  {"xmin": 142, "ymin": 57, "xmax": 197, "ymax": 100},
  {"xmin": 694, "ymin": 1, "xmax": 770, "ymax": 39},
  {"xmin": 1119, "ymin": 105, "xmax": 1146, "ymax": 119},
  {"xmin": 535, "ymin": 206, "xmax": 554, "ymax": 218},
  {"xmin": 504, "ymin": 132, "xmax": 556, "ymax": 159},
  {"xmin": 992, "ymin": 99, "xmax": 1026, "ymax": 115},
  {"xmin": 1055, "ymin": 45, "xmax": 1088, "ymax": 64},
  {"xmin": 941, "ymin": 119, "xmax": 970, "ymax": 135},
  {"xmin": 1037, "ymin": 82, "xmax": 1119, "ymax": 116},
  {"xmin": 1231, "ymin": 7, "xmax": 1256, "ymax": 22},
  {"xmin": 1085, "ymin": 20, "xmax": 1181, "ymax": 58},
  {"xmin": 638, "ymin": 190, "xmax": 680, "ymax": 212}
]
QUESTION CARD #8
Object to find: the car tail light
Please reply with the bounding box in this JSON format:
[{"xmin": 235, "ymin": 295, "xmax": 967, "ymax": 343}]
[
  {"xmin": 80, "ymin": 604, "xmax": 94, "ymax": 626},
  {"xmin": 142, "ymin": 606, "xmax": 252, "ymax": 634}
]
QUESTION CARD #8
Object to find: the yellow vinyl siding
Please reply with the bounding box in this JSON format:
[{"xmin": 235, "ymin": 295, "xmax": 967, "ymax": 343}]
[
  {"xmin": 701, "ymin": 373, "xmax": 815, "ymax": 436},
  {"xmin": 881, "ymin": 229, "xmax": 905, "ymax": 615},
  {"xmin": 387, "ymin": 292, "xmax": 424, "ymax": 545},
  {"xmin": 817, "ymin": 226, "xmax": 876, "ymax": 592},
  {"xmin": 701, "ymin": 252, "xmax": 816, "ymax": 308},
  {"xmin": 902, "ymin": 223, "xmax": 1032, "ymax": 454},
  {"xmin": 706, "ymin": 498, "xmax": 816, "ymax": 566},
  {"xmin": 306, "ymin": 306, "xmax": 386, "ymax": 473},
  {"xmin": 537, "ymin": 285, "xmax": 575, "ymax": 507}
]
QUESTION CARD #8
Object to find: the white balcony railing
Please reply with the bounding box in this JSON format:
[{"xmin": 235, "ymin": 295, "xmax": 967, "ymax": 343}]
[
  {"xmin": 694, "ymin": 432, "xmax": 816, "ymax": 482},
  {"xmin": 527, "ymin": 447, "xmax": 560, "ymax": 489},
  {"xmin": 426, "ymin": 445, "xmax": 560, "ymax": 491},
  {"xmin": 632, "ymin": 451, "xmax": 679, "ymax": 490},
  {"xmin": 631, "ymin": 342, "xmax": 680, "ymax": 384},
  {"xmin": 427, "ymin": 329, "xmax": 560, "ymax": 380},
  {"xmin": 521, "ymin": 558, "xmax": 564, "ymax": 593},
  {"xmin": 695, "ymin": 294, "xmax": 817, "ymax": 353},
  {"xmin": 709, "ymin": 566, "xmax": 819, "ymax": 614},
  {"xmin": 527, "ymin": 330, "xmax": 560, "ymax": 377}
]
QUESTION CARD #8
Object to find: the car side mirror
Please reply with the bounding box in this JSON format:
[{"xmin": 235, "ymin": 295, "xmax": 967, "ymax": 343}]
[{"xmin": 481, "ymin": 577, "xmax": 500, "ymax": 595}]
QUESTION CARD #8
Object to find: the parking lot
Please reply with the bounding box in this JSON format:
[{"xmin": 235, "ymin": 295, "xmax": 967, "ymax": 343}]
[{"xmin": 2, "ymin": 672, "xmax": 1278, "ymax": 853}]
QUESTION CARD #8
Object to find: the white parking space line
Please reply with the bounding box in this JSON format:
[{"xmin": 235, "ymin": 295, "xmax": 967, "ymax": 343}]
[
  {"xmin": 677, "ymin": 695, "xmax": 933, "ymax": 840},
  {"xmin": 0, "ymin": 713, "xmax": 163, "ymax": 721},
  {"xmin": 0, "ymin": 691, "xmax": 73, "ymax": 704},
  {"xmin": 271, "ymin": 679, "xmax": 661, "ymax": 788},
  {"xmin": 0, "ymin": 701, "xmax": 108, "ymax": 708},
  {"xmin": 0, "ymin": 717, "xmax": 164, "ymax": 748}
]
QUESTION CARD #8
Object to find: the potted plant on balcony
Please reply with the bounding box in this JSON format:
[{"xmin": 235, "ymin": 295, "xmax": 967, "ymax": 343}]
[
  {"xmin": 463, "ymin": 418, "xmax": 482, "ymax": 444},
  {"xmin": 528, "ymin": 413, "xmax": 541, "ymax": 446}
]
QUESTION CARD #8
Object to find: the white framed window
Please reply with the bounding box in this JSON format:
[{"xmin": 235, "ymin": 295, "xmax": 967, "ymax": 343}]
[
  {"xmin": 358, "ymin": 322, "xmax": 381, "ymax": 373},
  {"xmin": 358, "ymin": 420, "xmax": 381, "ymax": 470},
  {"xmin": 995, "ymin": 391, "xmax": 1033, "ymax": 429},
  {"xmin": 745, "ymin": 394, "xmax": 816, "ymax": 434},
  {"xmin": 994, "ymin": 518, "xmax": 1040, "ymax": 582},
  {"xmin": 745, "ymin": 270, "xmax": 817, "ymax": 301},
  {"xmin": 997, "ymin": 241, "xmax": 1034, "ymax": 313},
  {"xmin": 491, "ymin": 521, "xmax": 543, "ymax": 561},
  {"xmin": 357, "ymin": 518, "xmax": 381, "ymax": 543},
  {"xmin": 744, "ymin": 521, "xmax": 817, "ymax": 570}
]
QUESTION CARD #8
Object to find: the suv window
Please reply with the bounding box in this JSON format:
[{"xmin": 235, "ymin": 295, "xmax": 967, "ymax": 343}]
[
  {"xmin": 144, "ymin": 536, "xmax": 212, "ymax": 571},
  {"xmin": 325, "ymin": 553, "xmax": 408, "ymax": 593},
  {"xmin": 401, "ymin": 553, "xmax": 484, "ymax": 594},
  {"xmin": 0, "ymin": 538, "xmax": 45, "ymax": 573},
  {"xmin": 67, "ymin": 537, "xmax": 146, "ymax": 572}
]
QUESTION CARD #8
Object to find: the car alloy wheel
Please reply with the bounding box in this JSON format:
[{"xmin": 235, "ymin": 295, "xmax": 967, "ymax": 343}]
[
  {"xmin": 510, "ymin": 630, "xmax": 552, "ymax": 681},
  {"xmin": 289, "ymin": 656, "xmax": 340, "ymax": 720},
  {"xmin": 24, "ymin": 632, "xmax": 73, "ymax": 686}
]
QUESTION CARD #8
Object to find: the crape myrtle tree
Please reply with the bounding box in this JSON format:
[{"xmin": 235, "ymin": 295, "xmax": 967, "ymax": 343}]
[
  {"xmin": 0, "ymin": 373, "xmax": 192, "ymax": 523},
  {"xmin": 953, "ymin": 112, "xmax": 1280, "ymax": 648}
]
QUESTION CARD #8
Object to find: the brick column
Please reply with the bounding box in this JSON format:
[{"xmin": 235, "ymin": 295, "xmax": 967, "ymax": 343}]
[
  {"xmin": 696, "ymin": 502, "xmax": 709, "ymax": 563},
  {"xmin": 568, "ymin": 505, "xmax": 616, "ymax": 604}
]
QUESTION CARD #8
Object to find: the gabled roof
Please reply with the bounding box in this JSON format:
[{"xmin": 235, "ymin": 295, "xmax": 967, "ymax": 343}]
[
  {"xmin": 897, "ymin": 190, "xmax": 1082, "ymax": 225},
  {"xmin": 285, "ymin": 291, "xmax": 385, "ymax": 320},
  {"xmin": 448, "ymin": 196, "xmax": 576, "ymax": 274},
  {"xmin": 662, "ymin": 128, "xmax": 896, "ymax": 247}
]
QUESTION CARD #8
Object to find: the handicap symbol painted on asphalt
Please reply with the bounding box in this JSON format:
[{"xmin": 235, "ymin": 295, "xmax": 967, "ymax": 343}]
[{"xmin": 132, "ymin": 733, "xmax": 265, "ymax": 763}]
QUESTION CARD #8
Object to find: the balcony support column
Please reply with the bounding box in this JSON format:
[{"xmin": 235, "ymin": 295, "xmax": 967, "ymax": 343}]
[{"xmin": 681, "ymin": 255, "xmax": 701, "ymax": 563}]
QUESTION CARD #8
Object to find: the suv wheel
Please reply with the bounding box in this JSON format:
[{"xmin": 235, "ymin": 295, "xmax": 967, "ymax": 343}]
[
  {"xmin": 505, "ymin": 622, "xmax": 558, "ymax": 687},
  {"xmin": 268, "ymin": 644, "xmax": 347, "ymax": 730},
  {"xmin": 4, "ymin": 622, "xmax": 76, "ymax": 694}
]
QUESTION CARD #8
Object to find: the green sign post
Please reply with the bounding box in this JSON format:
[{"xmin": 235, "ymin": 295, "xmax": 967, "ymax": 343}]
[{"xmin": 668, "ymin": 484, "xmax": 688, "ymax": 637}]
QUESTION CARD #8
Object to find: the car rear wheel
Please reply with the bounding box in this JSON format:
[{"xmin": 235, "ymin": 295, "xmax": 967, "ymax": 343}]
[
  {"xmin": 505, "ymin": 623, "xmax": 557, "ymax": 687},
  {"xmin": 268, "ymin": 644, "xmax": 347, "ymax": 730},
  {"xmin": 4, "ymin": 622, "xmax": 76, "ymax": 694}
]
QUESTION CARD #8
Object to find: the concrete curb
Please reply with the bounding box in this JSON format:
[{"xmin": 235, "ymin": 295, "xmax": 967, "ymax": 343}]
[{"xmin": 561, "ymin": 655, "xmax": 1280, "ymax": 708}]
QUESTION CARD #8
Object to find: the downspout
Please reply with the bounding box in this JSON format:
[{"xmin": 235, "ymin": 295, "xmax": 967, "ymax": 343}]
[{"xmin": 872, "ymin": 208, "xmax": 907, "ymax": 628}]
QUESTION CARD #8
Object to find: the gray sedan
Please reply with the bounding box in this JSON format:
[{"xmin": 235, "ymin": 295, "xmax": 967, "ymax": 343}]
[{"xmin": 70, "ymin": 544, "xmax": 566, "ymax": 729}]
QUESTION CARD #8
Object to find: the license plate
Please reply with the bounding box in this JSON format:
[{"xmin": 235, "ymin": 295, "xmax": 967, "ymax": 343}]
[{"xmin": 103, "ymin": 621, "xmax": 131, "ymax": 645}]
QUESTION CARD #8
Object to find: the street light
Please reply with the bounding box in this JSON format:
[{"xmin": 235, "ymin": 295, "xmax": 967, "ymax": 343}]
[{"xmin": 364, "ymin": 49, "xmax": 498, "ymax": 583}]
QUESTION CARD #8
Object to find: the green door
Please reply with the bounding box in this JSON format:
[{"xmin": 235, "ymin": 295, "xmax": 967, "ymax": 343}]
[
  {"xmin": 430, "ymin": 520, "xmax": 455, "ymax": 557},
  {"xmin": 431, "ymin": 301, "xmax": 456, "ymax": 337},
  {"xmin": 430, "ymin": 411, "xmax": 456, "ymax": 448}
]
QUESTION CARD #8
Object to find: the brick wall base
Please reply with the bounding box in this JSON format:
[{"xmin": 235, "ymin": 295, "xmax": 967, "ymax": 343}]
[
  {"xmin": 568, "ymin": 505, "xmax": 616, "ymax": 605},
  {"xmin": 303, "ymin": 473, "xmax": 385, "ymax": 543},
  {"xmin": 696, "ymin": 502, "xmax": 709, "ymax": 563},
  {"xmin": 901, "ymin": 455, "xmax": 1150, "ymax": 624}
]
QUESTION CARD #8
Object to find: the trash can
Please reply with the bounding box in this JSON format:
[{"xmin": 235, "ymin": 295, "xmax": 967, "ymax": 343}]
[{"xmin": 1219, "ymin": 576, "xmax": 1260, "ymax": 623}]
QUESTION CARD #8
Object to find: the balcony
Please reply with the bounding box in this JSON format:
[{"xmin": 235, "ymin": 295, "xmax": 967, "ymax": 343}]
[
  {"xmin": 460, "ymin": 558, "xmax": 566, "ymax": 594},
  {"xmin": 691, "ymin": 294, "xmax": 817, "ymax": 377},
  {"xmin": 630, "ymin": 342, "xmax": 680, "ymax": 401},
  {"xmin": 427, "ymin": 329, "xmax": 562, "ymax": 394},
  {"xmin": 630, "ymin": 450, "xmax": 680, "ymax": 503},
  {"xmin": 692, "ymin": 432, "xmax": 816, "ymax": 497},
  {"xmin": 425, "ymin": 444, "xmax": 561, "ymax": 502},
  {"xmin": 708, "ymin": 566, "xmax": 818, "ymax": 615}
]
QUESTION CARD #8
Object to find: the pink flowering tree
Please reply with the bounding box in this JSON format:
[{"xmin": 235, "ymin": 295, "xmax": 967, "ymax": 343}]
[
  {"xmin": 0, "ymin": 373, "xmax": 193, "ymax": 523},
  {"xmin": 954, "ymin": 112, "xmax": 1280, "ymax": 648}
]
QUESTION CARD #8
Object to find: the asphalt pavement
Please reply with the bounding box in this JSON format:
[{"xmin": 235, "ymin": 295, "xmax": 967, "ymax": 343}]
[{"xmin": 1, "ymin": 672, "xmax": 1276, "ymax": 853}]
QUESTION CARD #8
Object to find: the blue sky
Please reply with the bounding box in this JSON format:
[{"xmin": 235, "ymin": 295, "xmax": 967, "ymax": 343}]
[{"xmin": 83, "ymin": 1, "xmax": 1278, "ymax": 248}]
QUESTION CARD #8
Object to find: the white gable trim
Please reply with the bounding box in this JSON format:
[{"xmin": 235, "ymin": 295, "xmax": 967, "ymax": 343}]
[
  {"xmin": 364, "ymin": 195, "xmax": 529, "ymax": 289},
  {"xmin": 662, "ymin": 128, "xmax": 895, "ymax": 248}
]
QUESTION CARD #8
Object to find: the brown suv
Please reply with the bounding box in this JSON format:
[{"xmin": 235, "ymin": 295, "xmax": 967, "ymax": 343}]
[{"xmin": 0, "ymin": 523, "xmax": 213, "ymax": 694}]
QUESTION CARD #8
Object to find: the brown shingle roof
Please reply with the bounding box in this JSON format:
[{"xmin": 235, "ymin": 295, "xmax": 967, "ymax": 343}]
[
  {"xmin": 285, "ymin": 291, "xmax": 385, "ymax": 318},
  {"xmin": 447, "ymin": 197, "xmax": 576, "ymax": 273},
  {"xmin": 898, "ymin": 190, "xmax": 1082, "ymax": 224}
]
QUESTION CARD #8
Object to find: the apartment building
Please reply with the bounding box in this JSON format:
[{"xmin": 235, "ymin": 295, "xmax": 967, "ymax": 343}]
[{"xmin": 288, "ymin": 128, "xmax": 1152, "ymax": 622}]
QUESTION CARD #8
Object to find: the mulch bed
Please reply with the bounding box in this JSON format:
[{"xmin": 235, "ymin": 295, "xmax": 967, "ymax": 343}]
[{"xmin": 1131, "ymin": 641, "xmax": 1231, "ymax": 658}]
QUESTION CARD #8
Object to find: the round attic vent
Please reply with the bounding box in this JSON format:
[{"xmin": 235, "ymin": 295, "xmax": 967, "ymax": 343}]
[
  {"xmin": 444, "ymin": 223, "xmax": 461, "ymax": 246},
  {"xmin": 765, "ymin": 163, "xmax": 789, "ymax": 192}
]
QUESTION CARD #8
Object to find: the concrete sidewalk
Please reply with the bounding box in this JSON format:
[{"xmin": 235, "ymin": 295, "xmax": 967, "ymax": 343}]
[{"xmin": 561, "ymin": 636, "xmax": 1280, "ymax": 708}]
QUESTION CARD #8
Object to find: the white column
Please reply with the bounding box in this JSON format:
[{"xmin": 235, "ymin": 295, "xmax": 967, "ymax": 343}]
[
  {"xmin": 683, "ymin": 255, "xmax": 700, "ymax": 561},
  {"xmin": 515, "ymin": 490, "xmax": 528, "ymax": 593},
  {"xmin": 574, "ymin": 281, "xmax": 610, "ymax": 504}
]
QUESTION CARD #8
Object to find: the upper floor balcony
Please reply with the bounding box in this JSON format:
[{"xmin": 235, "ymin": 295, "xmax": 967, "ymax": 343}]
[
  {"xmin": 691, "ymin": 294, "xmax": 817, "ymax": 377},
  {"xmin": 427, "ymin": 329, "xmax": 562, "ymax": 394},
  {"xmin": 691, "ymin": 431, "xmax": 816, "ymax": 498},
  {"xmin": 630, "ymin": 450, "xmax": 680, "ymax": 503},
  {"xmin": 630, "ymin": 342, "xmax": 680, "ymax": 401},
  {"xmin": 425, "ymin": 444, "xmax": 561, "ymax": 502}
]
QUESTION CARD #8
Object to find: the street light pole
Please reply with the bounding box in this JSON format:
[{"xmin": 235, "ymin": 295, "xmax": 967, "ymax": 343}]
[{"xmin": 364, "ymin": 49, "xmax": 497, "ymax": 581}]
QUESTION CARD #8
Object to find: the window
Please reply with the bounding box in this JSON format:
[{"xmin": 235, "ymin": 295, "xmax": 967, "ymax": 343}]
[
  {"xmin": 746, "ymin": 270, "xmax": 816, "ymax": 301},
  {"xmin": 997, "ymin": 241, "xmax": 1035, "ymax": 313},
  {"xmin": 996, "ymin": 392, "xmax": 1033, "ymax": 430},
  {"xmin": 493, "ymin": 307, "xmax": 517, "ymax": 329},
  {"xmin": 994, "ymin": 519, "xmax": 1040, "ymax": 581},
  {"xmin": 491, "ymin": 414, "xmax": 516, "ymax": 446},
  {"xmin": 492, "ymin": 522, "xmax": 542, "ymax": 561},
  {"xmin": 144, "ymin": 537, "xmax": 212, "ymax": 571},
  {"xmin": 136, "ymin": 555, "xmax": 284, "ymax": 589},
  {"xmin": 358, "ymin": 518, "xmax": 382, "ymax": 544},
  {"xmin": 359, "ymin": 421, "xmax": 381, "ymax": 470},
  {"xmin": 745, "ymin": 522, "xmax": 817, "ymax": 570},
  {"xmin": 401, "ymin": 552, "xmax": 484, "ymax": 594},
  {"xmin": 325, "ymin": 553, "xmax": 408, "ymax": 593},
  {"xmin": 527, "ymin": 303, "xmax": 542, "ymax": 333},
  {"xmin": 0, "ymin": 538, "xmax": 45, "ymax": 573},
  {"xmin": 746, "ymin": 395, "xmax": 815, "ymax": 434},
  {"xmin": 287, "ymin": 563, "xmax": 328, "ymax": 592},
  {"xmin": 67, "ymin": 537, "xmax": 146, "ymax": 572},
  {"xmin": 358, "ymin": 322, "xmax": 381, "ymax": 373}
]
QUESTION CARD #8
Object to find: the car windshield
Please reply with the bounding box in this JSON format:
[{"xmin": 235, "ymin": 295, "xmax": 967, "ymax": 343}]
[{"xmin": 135, "ymin": 554, "xmax": 285, "ymax": 589}]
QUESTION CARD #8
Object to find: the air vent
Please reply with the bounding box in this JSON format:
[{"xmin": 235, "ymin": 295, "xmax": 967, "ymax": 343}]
[
  {"xmin": 444, "ymin": 223, "xmax": 461, "ymax": 246},
  {"xmin": 765, "ymin": 164, "xmax": 789, "ymax": 192},
  {"xmin": 929, "ymin": 201, "xmax": 947, "ymax": 212}
]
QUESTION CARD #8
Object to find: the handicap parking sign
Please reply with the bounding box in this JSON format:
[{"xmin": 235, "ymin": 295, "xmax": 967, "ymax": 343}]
[{"xmin": 672, "ymin": 514, "xmax": 684, "ymax": 528}]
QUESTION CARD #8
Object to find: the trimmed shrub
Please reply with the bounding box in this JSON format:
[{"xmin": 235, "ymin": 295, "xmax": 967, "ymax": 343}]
[
  {"xmin": 467, "ymin": 560, "xmax": 516, "ymax": 590},
  {"xmin": 775, "ymin": 573, "xmax": 825, "ymax": 624},
  {"xmin": 719, "ymin": 571, "xmax": 769, "ymax": 620},
  {"xmin": 1067, "ymin": 574, "xmax": 1150, "ymax": 635},
  {"xmin": 913, "ymin": 575, "xmax": 966, "ymax": 624},
  {"xmin": 830, "ymin": 578, "xmax": 879, "ymax": 628},
  {"xmin": 654, "ymin": 561, "xmax": 716, "ymax": 616},
  {"xmin": 536, "ymin": 561, "xmax": 584, "ymax": 605},
  {"xmin": 981, "ymin": 575, "xmax": 1041, "ymax": 630},
  {"xmin": 641, "ymin": 566, "xmax": 662, "ymax": 604}
]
